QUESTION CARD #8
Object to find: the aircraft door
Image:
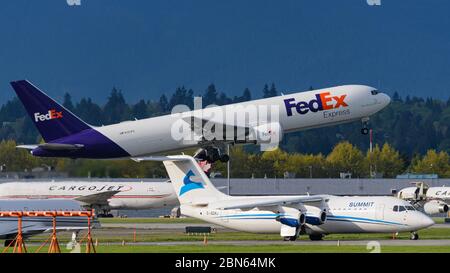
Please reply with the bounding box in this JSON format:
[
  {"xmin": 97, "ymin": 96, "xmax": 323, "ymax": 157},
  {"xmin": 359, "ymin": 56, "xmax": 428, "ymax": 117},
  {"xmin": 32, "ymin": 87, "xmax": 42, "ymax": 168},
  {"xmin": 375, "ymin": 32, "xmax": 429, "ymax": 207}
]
[
  {"xmin": 220, "ymin": 210, "xmax": 229, "ymax": 223},
  {"xmin": 375, "ymin": 204, "xmax": 385, "ymax": 220}
]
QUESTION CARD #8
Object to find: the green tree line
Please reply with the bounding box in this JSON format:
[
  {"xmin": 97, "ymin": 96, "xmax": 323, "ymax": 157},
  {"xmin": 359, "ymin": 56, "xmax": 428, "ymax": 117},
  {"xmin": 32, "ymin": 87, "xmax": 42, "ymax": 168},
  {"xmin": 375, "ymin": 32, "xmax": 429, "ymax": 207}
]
[
  {"xmin": 1, "ymin": 84, "xmax": 449, "ymax": 159},
  {"xmin": 1, "ymin": 140, "xmax": 449, "ymax": 179}
]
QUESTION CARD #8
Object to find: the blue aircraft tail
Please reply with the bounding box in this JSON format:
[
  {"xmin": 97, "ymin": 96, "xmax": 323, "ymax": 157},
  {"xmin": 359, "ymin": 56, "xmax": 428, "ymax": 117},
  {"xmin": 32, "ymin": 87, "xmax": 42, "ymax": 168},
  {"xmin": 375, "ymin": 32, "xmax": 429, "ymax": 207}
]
[{"xmin": 10, "ymin": 80, "xmax": 91, "ymax": 142}]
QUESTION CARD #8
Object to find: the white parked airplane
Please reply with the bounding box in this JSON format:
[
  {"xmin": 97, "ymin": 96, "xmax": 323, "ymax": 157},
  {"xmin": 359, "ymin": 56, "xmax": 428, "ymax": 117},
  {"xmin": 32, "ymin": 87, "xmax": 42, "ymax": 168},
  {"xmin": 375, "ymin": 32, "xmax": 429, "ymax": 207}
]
[
  {"xmin": 11, "ymin": 80, "xmax": 390, "ymax": 163},
  {"xmin": 0, "ymin": 181, "xmax": 178, "ymax": 217},
  {"xmin": 398, "ymin": 182, "xmax": 450, "ymax": 215},
  {"xmin": 134, "ymin": 155, "xmax": 434, "ymax": 241}
]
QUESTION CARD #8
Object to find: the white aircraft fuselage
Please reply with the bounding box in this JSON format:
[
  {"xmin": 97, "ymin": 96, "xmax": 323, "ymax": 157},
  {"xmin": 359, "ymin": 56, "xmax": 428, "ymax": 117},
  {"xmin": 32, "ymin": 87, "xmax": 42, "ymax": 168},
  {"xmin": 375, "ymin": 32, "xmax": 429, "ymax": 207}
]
[
  {"xmin": 0, "ymin": 182, "xmax": 178, "ymax": 210},
  {"xmin": 398, "ymin": 186, "xmax": 450, "ymax": 215},
  {"xmin": 181, "ymin": 196, "xmax": 433, "ymax": 235},
  {"xmin": 11, "ymin": 81, "xmax": 390, "ymax": 159}
]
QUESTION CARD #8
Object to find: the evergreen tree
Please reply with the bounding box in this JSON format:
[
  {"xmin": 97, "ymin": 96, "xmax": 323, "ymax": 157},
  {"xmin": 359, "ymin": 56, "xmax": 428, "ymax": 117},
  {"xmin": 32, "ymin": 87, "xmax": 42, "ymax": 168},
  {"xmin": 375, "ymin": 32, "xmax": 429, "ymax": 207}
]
[
  {"xmin": 233, "ymin": 88, "xmax": 252, "ymax": 103},
  {"xmin": 203, "ymin": 84, "xmax": 218, "ymax": 106},
  {"xmin": 159, "ymin": 94, "xmax": 168, "ymax": 112},
  {"xmin": 392, "ymin": 92, "xmax": 403, "ymax": 102},
  {"xmin": 103, "ymin": 87, "xmax": 131, "ymax": 124},
  {"xmin": 263, "ymin": 83, "xmax": 278, "ymax": 98},
  {"xmin": 269, "ymin": 83, "xmax": 278, "ymax": 97},
  {"xmin": 217, "ymin": 92, "xmax": 232, "ymax": 105},
  {"xmin": 169, "ymin": 86, "xmax": 193, "ymax": 109},
  {"xmin": 0, "ymin": 97, "xmax": 26, "ymax": 122},
  {"xmin": 63, "ymin": 93, "xmax": 75, "ymax": 112},
  {"xmin": 131, "ymin": 100, "xmax": 148, "ymax": 119},
  {"xmin": 405, "ymin": 95, "xmax": 411, "ymax": 104},
  {"xmin": 75, "ymin": 98, "xmax": 103, "ymax": 125},
  {"xmin": 242, "ymin": 88, "xmax": 251, "ymax": 102}
]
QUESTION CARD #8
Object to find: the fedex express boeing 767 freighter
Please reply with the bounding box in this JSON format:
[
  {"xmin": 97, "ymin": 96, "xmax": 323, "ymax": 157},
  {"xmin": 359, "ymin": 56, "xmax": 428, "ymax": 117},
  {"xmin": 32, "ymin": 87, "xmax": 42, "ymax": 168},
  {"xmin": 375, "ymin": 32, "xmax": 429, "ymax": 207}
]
[{"xmin": 11, "ymin": 80, "xmax": 390, "ymax": 162}]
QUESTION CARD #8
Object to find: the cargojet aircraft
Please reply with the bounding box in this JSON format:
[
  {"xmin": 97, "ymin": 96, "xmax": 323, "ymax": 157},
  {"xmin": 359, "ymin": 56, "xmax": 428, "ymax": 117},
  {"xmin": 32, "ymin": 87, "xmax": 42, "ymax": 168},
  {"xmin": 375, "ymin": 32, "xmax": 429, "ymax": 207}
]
[
  {"xmin": 134, "ymin": 155, "xmax": 434, "ymax": 241},
  {"xmin": 398, "ymin": 182, "xmax": 450, "ymax": 215},
  {"xmin": 0, "ymin": 181, "xmax": 177, "ymax": 217}
]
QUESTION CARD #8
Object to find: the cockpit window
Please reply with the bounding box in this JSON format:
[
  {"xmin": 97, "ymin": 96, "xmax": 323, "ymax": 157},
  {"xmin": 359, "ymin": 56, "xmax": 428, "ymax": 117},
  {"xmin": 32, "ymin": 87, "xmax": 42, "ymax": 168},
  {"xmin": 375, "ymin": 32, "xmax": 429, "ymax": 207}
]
[
  {"xmin": 406, "ymin": 206, "xmax": 415, "ymax": 211},
  {"xmin": 399, "ymin": 206, "xmax": 406, "ymax": 212},
  {"xmin": 371, "ymin": 90, "xmax": 379, "ymax": 95},
  {"xmin": 393, "ymin": 205, "xmax": 398, "ymax": 212}
]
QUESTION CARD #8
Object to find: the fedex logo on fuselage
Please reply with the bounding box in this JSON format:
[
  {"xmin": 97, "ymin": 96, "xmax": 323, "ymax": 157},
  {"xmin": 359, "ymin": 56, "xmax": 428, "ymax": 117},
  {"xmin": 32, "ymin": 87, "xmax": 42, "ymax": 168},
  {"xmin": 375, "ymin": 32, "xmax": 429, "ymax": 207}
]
[
  {"xmin": 34, "ymin": 110, "xmax": 63, "ymax": 122},
  {"xmin": 284, "ymin": 92, "xmax": 348, "ymax": 117}
]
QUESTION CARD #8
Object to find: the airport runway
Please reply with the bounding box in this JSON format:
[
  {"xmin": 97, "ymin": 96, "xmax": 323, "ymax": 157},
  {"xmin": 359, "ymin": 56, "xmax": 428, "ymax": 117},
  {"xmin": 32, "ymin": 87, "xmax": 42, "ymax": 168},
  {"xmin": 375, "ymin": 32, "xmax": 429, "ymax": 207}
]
[
  {"xmin": 102, "ymin": 223, "xmax": 225, "ymax": 230},
  {"xmin": 96, "ymin": 239, "xmax": 450, "ymax": 247},
  {"xmin": 102, "ymin": 222, "xmax": 450, "ymax": 230},
  {"xmin": 23, "ymin": 221, "xmax": 450, "ymax": 251}
]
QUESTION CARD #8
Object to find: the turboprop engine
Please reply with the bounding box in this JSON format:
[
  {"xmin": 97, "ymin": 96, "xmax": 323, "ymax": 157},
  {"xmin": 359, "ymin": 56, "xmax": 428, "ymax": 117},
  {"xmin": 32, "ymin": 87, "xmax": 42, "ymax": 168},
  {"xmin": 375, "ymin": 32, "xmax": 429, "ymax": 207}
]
[{"xmin": 423, "ymin": 200, "xmax": 449, "ymax": 215}]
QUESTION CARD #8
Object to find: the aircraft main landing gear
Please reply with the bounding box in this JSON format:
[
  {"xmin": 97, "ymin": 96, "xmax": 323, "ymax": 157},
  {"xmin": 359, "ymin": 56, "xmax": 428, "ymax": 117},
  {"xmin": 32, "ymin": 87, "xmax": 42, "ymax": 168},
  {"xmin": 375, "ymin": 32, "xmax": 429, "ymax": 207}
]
[
  {"xmin": 309, "ymin": 234, "xmax": 324, "ymax": 241},
  {"xmin": 194, "ymin": 147, "xmax": 230, "ymax": 164},
  {"xmin": 410, "ymin": 232, "xmax": 419, "ymax": 240},
  {"xmin": 283, "ymin": 236, "xmax": 298, "ymax": 241},
  {"xmin": 97, "ymin": 210, "xmax": 114, "ymax": 218}
]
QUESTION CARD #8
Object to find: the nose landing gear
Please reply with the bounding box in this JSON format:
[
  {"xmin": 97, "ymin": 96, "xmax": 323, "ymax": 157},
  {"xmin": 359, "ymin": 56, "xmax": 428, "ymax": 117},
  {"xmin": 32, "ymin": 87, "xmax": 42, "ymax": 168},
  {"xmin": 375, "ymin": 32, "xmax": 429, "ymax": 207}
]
[
  {"xmin": 361, "ymin": 117, "xmax": 370, "ymax": 135},
  {"xmin": 410, "ymin": 232, "xmax": 419, "ymax": 240}
]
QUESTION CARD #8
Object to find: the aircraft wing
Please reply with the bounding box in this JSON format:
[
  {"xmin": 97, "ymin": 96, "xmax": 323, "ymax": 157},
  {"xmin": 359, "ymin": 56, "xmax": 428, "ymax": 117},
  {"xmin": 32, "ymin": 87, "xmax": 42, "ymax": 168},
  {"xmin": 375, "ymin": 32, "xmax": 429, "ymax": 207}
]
[
  {"xmin": 181, "ymin": 115, "xmax": 281, "ymax": 150},
  {"xmin": 74, "ymin": 190, "xmax": 120, "ymax": 206},
  {"xmin": 209, "ymin": 195, "xmax": 324, "ymax": 210},
  {"xmin": 182, "ymin": 115, "xmax": 251, "ymax": 141},
  {"xmin": 17, "ymin": 143, "xmax": 84, "ymax": 151}
]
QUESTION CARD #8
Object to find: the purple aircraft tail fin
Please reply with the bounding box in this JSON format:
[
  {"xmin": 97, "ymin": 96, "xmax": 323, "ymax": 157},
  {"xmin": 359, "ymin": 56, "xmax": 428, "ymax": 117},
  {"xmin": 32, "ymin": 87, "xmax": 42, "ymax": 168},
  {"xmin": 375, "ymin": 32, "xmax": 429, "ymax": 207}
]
[{"xmin": 10, "ymin": 80, "xmax": 91, "ymax": 142}]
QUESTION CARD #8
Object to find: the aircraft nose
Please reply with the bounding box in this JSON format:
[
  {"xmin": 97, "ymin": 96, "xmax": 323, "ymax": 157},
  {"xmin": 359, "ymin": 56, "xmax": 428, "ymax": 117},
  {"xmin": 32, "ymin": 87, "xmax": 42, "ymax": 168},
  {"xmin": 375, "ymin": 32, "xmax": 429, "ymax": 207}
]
[
  {"xmin": 417, "ymin": 214, "xmax": 434, "ymax": 229},
  {"xmin": 380, "ymin": 93, "xmax": 391, "ymax": 107}
]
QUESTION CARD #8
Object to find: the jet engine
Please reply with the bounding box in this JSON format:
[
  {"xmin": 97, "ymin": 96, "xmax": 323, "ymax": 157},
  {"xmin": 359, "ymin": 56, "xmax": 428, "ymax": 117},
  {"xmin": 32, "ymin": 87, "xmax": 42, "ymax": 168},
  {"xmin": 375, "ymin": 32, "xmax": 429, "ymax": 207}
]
[
  {"xmin": 423, "ymin": 200, "xmax": 449, "ymax": 215},
  {"xmin": 398, "ymin": 183, "xmax": 428, "ymax": 201},
  {"xmin": 275, "ymin": 212, "xmax": 306, "ymax": 228},
  {"xmin": 275, "ymin": 207, "xmax": 305, "ymax": 239},
  {"xmin": 304, "ymin": 205, "xmax": 327, "ymax": 225},
  {"xmin": 234, "ymin": 122, "xmax": 283, "ymax": 146},
  {"xmin": 397, "ymin": 187, "xmax": 420, "ymax": 201}
]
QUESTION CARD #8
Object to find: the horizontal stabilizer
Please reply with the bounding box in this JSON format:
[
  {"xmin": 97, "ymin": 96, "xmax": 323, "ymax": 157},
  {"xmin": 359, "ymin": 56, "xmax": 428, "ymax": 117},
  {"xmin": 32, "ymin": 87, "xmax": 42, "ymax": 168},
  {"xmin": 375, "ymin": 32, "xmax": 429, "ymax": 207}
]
[
  {"xmin": 16, "ymin": 145, "xmax": 38, "ymax": 150},
  {"xmin": 16, "ymin": 143, "xmax": 84, "ymax": 151},
  {"xmin": 38, "ymin": 143, "xmax": 84, "ymax": 151}
]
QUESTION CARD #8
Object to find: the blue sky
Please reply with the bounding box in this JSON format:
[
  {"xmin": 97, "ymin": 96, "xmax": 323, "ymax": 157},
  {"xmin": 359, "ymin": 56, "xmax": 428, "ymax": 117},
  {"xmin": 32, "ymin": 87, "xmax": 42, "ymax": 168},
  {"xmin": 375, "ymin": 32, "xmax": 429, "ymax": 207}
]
[{"xmin": 1, "ymin": 0, "xmax": 449, "ymax": 104}]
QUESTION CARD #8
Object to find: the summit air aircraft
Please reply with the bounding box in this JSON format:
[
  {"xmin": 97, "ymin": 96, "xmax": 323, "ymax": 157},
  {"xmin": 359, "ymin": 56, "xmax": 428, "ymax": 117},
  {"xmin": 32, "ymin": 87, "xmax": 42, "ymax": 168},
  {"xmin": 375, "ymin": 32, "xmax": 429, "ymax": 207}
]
[
  {"xmin": 11, "ymin": 80, "xmax": 390, "ymax": 163},
  {"xmin": 134, "ymin": 155, "xmax": 434, "ymax": 241}
]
